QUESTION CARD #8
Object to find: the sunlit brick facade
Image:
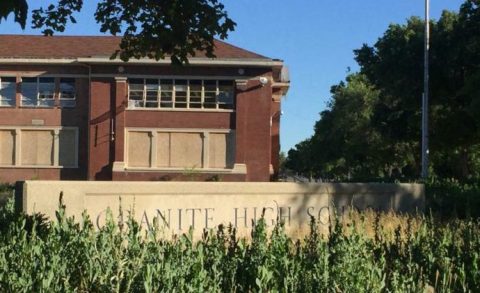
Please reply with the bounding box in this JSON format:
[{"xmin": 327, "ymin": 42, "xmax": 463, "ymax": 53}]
[{"xmin": 0, "ymin": 35, "xmax": 289, "ymax": 182}]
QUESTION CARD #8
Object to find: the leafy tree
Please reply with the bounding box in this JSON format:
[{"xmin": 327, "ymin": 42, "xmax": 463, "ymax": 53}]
[
  {"xmin": 288, "ymin": 0, "xmax": 480, "ymax": 181},
  {"xmin": 356, "ymin": 2, "xmax": 480, "ymax": 179},
  {"xmin": 286, "ymin": 138, "xmax": 317, "ymax": 179},
  {"xmin": 0, "ymin": 0, "xmax": 236, "ymax": 64},
  {"xmin": 287, "ymin": 74, "xmax": 384, "ymax": 180}
]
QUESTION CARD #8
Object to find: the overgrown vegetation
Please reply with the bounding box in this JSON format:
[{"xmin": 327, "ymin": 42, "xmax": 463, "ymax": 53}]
[
  {"xmin": 426, "ymin": 179, "xmax": 480, "ymax": 220},
  {"xmin": 0, "ymin": 183, "xmax": 13, "ymax": 194},
  {"xmin": 0, "ymin": 199, "xmax": 479, "ymax": 292}
]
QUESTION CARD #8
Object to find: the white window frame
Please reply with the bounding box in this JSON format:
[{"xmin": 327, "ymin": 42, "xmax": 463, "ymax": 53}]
[
  {"xmin": 20, "ymin": 77, "xmax": 56, "ymax": 108},
  {"xmin": 0, "ymin": 76, "xmax": 16, "ymax": 107},
  {"xmin": 127, "ymin": 78, "xmax": 235, "ymax": 111},
  {"xmin": 124, "ymin": 127, "xmax": 235, "ymax": 172},
  {"xmin": 0, "ymin": 126, "xmax": 79, "ymax": 168}
]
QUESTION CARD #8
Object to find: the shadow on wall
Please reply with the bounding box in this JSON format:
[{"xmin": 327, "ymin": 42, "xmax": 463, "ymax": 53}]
[
  {"xmin": 60, "ymin": 78, "xmax": 90, "ymax": 180},
  {"xmin": 287, "ymin": 183, "xmax": 425, "ymax": 223}
]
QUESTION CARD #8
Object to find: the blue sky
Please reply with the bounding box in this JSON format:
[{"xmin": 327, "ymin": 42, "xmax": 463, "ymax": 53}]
[{"xmin": 0, "ymin": 0, "xmax": 466, "ymax": 152}]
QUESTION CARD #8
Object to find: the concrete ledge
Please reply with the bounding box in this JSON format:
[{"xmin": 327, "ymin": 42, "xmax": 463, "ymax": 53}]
[
  {"xmin": 113, "ymin": 163, "xmax": 247, "ymax": 175},
  {"xmin": 17, "ymin": 181, "xmax": 424, "ymax": 238}
]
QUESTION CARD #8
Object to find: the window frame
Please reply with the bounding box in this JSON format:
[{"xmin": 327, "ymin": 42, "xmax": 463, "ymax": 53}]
[
  {"xmin": 0, "ymin": 76, "xmax": 17, "ymax": 107},
  {"xmin": 0, "ymin": 126, "xmax": 79, "ymax": 168},
  {"xmin": 127, "ymin": 78, "xmax": 235, "ymax": 111},
  {"xmin": 124, "ymin": 127, "xmax": 236, "ymax": 171},
  {"xmin": 21, "ymin": 77, "xmax": 56, "ymax": 108},
  {"xmin": 58, "ymin": 78, "xmax": 77, "ymax": 108},
  {"xmin": 18, "ymin": 76, "xmax": 77, "ymax": 109}
]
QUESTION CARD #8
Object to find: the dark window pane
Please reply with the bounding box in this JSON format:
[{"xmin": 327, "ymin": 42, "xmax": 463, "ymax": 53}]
[
  {"xmin": 39, "ymin": 77, "xmax": 54, "ymax": 83},
  {"xmin": 160, "ymin": 79, "xmax": 173, "ymax": 85},
  {"xmin": 21, "ymin": 78, "xmax": 38, "ymax": 106},
  {"xmin": 190, "ymin": 103, "xmax": 202, "ymax": 108},
  {"xmin": 146, "ymin": 91, "xmax": 158, "ymax": 101},
  {"xmin": 60, "ymin": 78, "xmax": 76, "ymax": 108},
  {"xmin": 146, "ymin": 79, "xmax": 158, "ymax": 91},
  {"xmin": 60, "ymin": 78, "xmax": 75, "ymax": 83},
  {"xmin": 22, "ymin": 77, "xmax": 36, "ymax": 83},
  {"xmin": 146, "ymin": 79, "xmax": 158, "ymax": 85},
  {"xmin": 129, "ymin": 78, "xmax": 144, "ymax": 84},
  {"xmin": 175, "ymin": 83, "xmax": 187, "ymax": 92},
  {"xmin": 204, "ymin": 80, "xmax": 216, "ymax": 91},
  {"xmin": 219, "ymin": 80, "xmax": 234, "ymax": 86},
  {"xmin": 129, "ymin": 91, "xmax": 143, "ymax": 101},
  {"xmin": 175, "ymin": 79, "xmax": 187, "ymax": 85}
]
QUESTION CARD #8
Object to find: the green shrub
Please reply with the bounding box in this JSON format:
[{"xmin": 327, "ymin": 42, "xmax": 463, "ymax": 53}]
[
  {"xmin": 0, "ymin": 199, "xmax": 479, "ymax": 292},
  {"xmin": 426, "ymin": 179, "xmax": 480, "ymax": 219},
  {"xmin": 0, "ymin": 183, "xmax": 13, "ymax": 194}
]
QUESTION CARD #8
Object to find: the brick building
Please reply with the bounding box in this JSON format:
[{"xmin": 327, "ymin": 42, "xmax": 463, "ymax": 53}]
[{"xmin": 0, "ymin": 35, "xmax": 289, "ymax": 183}]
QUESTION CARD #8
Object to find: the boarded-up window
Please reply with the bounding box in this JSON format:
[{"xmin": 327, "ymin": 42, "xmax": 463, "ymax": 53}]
[
  {"xmin": 21, "ymin": 130, "xmax": 54, "ymax": 166},
  {"xmin": 0, "ymin": 130, "xmax": 15, "ymax": 165},
  {"xmin": 58, "ymin": 129, "xmax": 76, "ymax": 167},
  {"xmin": 209, "ymin": 133, "xmax": 235, "ymax": 168},
  {"xmin": 156, "ymin": 132, "xmax": 171, "ymax": 167},
  {"xmin": 170, "ymin": 133, "xmax": 203, "ymax": 168},
  {"xmin": 155, "ymin": 132, "xmax": 204, "ymax": 168},
  {"xmin": 127, "ymin": 132, "xmax": 151, "ymax": 167},
  {"xmin": 127, "ymin": 129, "xmax": 234, "ymax": 169}
]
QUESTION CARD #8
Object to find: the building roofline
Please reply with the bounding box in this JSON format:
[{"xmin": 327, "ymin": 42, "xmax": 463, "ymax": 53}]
[
  {"xmin": 0, "ymin": 57, "xmax": 284, "ymax": 67},
  {"xmin": 0, "ymin": 34, "xmax": 275, "ymax": 61}
]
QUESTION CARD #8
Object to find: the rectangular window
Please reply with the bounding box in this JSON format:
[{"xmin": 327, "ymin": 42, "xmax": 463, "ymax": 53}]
[
  {"xmin": 127, "ymin": 131, "xmax": 152, "ymax": 167},
  {"xmin": 128, "ymin": 78, "xmax": 145, "ymax": 108},
  {"xmin": 145, "ymin": 79, "xmax": 159, "ymax": 108},
  {"xmin": 59, "ymin": 78, "xmax": 76, "ymax": 108},
  {"xmin": 156, "ymin": 132, "xmax": 171, "ymax": 167},
  {"xmin": 126, "ymin": 129, "xmax": 235, "ymax": 170},
  {"xmin": 38, "ymin": 77, "xmax": 55, "ymax": 107},
  {"xmin": 209, "ymin": 132, "xmax": 235, "ymax": 168},
  {"xmin": 0, "ymin": 77, "xmax": 16, "ymax": 107},
  {"xmin": 128, "ymin": 78, "xmax": 235, "ymax": 110},
  {"xmin": 169, "ymin": 132, "xmax": 203, "ymax": 168},
  {"xmin": 189, "ymin": 80, "xmax": 202, "ymax": 109},
  {"xmin": 218, "ymin": 81, "xmax": 234, "ymax": 110},
  {"xmin": 58, "ymin": 129, "xmax": 77, "ymax": 167},
  {"xmin": 0, "ymin": 127, "xmax": 78, "ymax": 168},
  {"xmin": 160, "ymin": 80, "xmax": 174, "ymax": 108},
  {"xmin": 21, "ymin": 77, "xmax": 55, "ymax": 107},
  {"xmin": 21, "ymin": 77, "xmax": 38, "ymax": 107},
  {"xmin": 204, "ymin": 80, "xmax": 217, "ymax": 109},
  {"xmin": 152, "ymin": 132, "xmax": 203, "ymax": 168},
  {"xmin": 21, "ymin": 130, "xmax": 54, "ymax": 166},
  {"xmin": 0, "ymin": 130, "xmax": 15, "ymax": 166},
  {"xmin": 174, "ymin": 80, "xmax": 188, "ymax": 109}
]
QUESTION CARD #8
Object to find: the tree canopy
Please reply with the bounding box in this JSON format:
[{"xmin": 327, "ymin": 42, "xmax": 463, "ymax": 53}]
[
  {"xmin": 286, "ymin": 0, "xmax": 480, "ymax": 182},
  {"xmin": 0, "ymin": 0, "xmax": 236, "ymax": 64}
]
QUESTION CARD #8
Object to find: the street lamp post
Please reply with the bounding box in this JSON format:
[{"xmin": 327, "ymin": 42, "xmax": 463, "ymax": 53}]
[{"xmin": 421, "ymin": 0, "xmax": 430, "ymax": 179}]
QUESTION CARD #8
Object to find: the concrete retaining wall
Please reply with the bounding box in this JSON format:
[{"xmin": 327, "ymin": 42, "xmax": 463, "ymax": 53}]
[{"xmin": 16, "ymin": 181, "xmax": 424, "ymax": 238}]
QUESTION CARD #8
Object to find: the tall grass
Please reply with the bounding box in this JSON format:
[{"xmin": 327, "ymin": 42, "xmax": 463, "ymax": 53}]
[{"xmin": 0, "ymin": 198, "xmax": 479, "ymax": 292}]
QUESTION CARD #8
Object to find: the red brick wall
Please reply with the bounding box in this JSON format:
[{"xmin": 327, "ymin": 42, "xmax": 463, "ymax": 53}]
[
  {"xmin": 0, "ymin": 64, "xmax": 280, "ymax": 182},
  {"xmin": 235, "ymin": 78, "xmax": 273, "ymax": 181},
  {"xmin": 0, "ymin": 73, "xmax": 89, "ymax": 183},
  {"xmin": 271, "ymin": 100, "xmax": 281, "ymax": 179},
  {"xmin": 88, "ymin": 78, "xmax": 113, "ymax": 180}
]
